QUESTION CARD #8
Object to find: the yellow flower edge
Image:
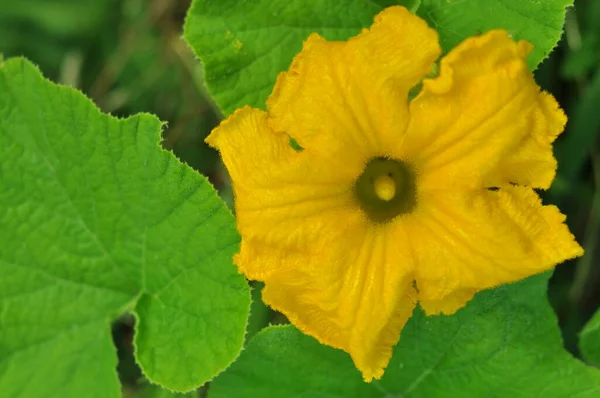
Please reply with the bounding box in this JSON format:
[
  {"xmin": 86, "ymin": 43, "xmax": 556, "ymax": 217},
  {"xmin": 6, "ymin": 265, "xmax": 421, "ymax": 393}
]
[{"xmin": 206, "ymin": 6, "xmax": 583, "ymax": 382}]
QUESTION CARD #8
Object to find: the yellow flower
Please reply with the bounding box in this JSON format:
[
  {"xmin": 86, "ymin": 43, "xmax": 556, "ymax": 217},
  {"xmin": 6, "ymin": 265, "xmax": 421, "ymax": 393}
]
[{"xmin": 206, "ymin": 6, "xmax": 583, "ymax": 381}]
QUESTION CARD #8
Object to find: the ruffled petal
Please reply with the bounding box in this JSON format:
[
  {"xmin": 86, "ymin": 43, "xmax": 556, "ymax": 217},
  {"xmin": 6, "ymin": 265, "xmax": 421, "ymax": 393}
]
[
  {"xmin": 405, "ymin": 185, "xmax": 583, "ymax": 313},
  {"xmin": 267, "ymin": 6, "xmax": 440, "ymax": 163},
  {"xmin": 256, "ymin": 223, "xmax": 416, "ymax": 381},
  {"xmin": 206, "ymin": 106, "xmax": 363, "ymax": 278},
  {"xmin": 401, "ymin": 30, "xmax": 565, "ymax": 191}
]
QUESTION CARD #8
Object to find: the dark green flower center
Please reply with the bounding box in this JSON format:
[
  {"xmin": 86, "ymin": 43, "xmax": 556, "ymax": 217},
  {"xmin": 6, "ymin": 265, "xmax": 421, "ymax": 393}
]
[{"xmin": 353, "ymin": 157, "xmax": 416, "ymax": 223}]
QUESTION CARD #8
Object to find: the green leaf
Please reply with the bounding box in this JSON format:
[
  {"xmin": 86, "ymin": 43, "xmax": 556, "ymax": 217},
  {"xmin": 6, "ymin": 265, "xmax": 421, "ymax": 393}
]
[
  {"xmin": 415, "ymin": 0, "xmax": 571, "ymax": 70},
  {"xmin": 245, "ymin": 282, "xmax": 271, "ymax": 340},
  {"xmin": 183, "ymin": 0, "xmax": 571, "ymax": 116},
  {"xmin": 581, "ymin": 309, "xmax": 600, "ymax": 367},
  {"xmin": 209, "ymin": 273, "xmax": 600, "ymax": 397},
  {"xmin": 132, "ymin": 382, "xmax": 198, "ymax": 398},
  {"xmin": 0, "ymin": 58, "xmax": 250, "ymax": 395},
  {"xmin": 183, "ymin": 0, "xmax": 383, "ymax": 116}
]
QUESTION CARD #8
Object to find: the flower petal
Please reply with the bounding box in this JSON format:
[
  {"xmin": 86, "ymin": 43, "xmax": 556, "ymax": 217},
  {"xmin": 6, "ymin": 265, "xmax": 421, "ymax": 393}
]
[
  {"xmin": 401, "ymin": 31, "xmax": 565, "ymax": 191},
  {"xmin": 257, "ymin": 223, "xmax": 416, "ymax": 381},
  {"xmin": 206, "ymin": 106, "xmax": 363, "ymax": 278},
  {"xmin": 407, "ymin": 185, "xmax": 582, "ymax": 314},
  {"xmin": 267, "ymin": 6, "xmax": 440, "ymax": 163},
  {"xmin": 418, "ymin": 288, "xmax": 477, "ymax": 316}
]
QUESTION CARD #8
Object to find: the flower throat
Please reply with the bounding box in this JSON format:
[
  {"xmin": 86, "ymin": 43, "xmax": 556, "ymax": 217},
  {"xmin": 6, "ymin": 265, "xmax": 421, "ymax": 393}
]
[{"xmin": 353, "ymin": 157, "xmax": 416, "ymax": 223}]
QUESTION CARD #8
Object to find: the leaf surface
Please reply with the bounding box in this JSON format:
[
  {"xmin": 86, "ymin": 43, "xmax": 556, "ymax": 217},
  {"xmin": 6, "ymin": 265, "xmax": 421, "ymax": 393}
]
[
  {"xmin": 209, "ymin": 273, "xmax": 600, "ymax": 398},
  {"xmin": 0, "ymin": 58, "xmax": 250, "ymax": 395},
  {"xmin": 581, "ymin": 309, "xmax": 600, "ymax": 368}
]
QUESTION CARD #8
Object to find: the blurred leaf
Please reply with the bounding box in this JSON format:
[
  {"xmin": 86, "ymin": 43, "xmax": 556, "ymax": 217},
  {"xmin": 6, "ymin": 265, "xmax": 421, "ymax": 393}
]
[
  {"xmin": 581, "ymin": 309, "xmax": 600, "ymax": 367},
  {"xmin": 555, "ymin": 70, "xmax": 600, "ymax": 183},
  {"xmin": 562, "ymin": 36, "xmax": 600, "ymax": 79},
  {"xmin": 561, "ymin": 1, "xmax": 600, "ymax": 79},
  {"xmin": 209, "ymin": 273, "xmax": 600, "ymax": 398},
  {"xmin": 0, "ymin": 0, "xmax": 119, "ymax": 80},
  {"xmin": 0, "ymin": 58, "xmax": 250, "ymax": 395},
  {"xmin": 183, "ymin": 0, "xmax": 571, "ymax": 116},
  {"xmin": 0, "ymin": 0, "xmax": 113, "ymax": 37}
]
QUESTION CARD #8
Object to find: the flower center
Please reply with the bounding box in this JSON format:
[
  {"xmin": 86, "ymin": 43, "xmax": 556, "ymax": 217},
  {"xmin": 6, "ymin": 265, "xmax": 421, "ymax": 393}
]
[{"xmin": 353, "ymin": 157, "xmax": 416, "ymax": 223}]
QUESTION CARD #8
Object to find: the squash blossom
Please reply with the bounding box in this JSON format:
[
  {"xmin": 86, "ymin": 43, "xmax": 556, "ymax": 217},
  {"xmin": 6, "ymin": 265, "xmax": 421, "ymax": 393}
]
[{"xmin": 206, "ymin": 6, "xmax": 583, "ymax": 381}]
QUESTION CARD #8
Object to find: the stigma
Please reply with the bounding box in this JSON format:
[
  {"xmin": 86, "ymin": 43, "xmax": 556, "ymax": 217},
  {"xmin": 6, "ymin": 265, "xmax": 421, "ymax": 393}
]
[{"xmin": 374, "ymin": 175, "xmax": 396, "ymax": 201}]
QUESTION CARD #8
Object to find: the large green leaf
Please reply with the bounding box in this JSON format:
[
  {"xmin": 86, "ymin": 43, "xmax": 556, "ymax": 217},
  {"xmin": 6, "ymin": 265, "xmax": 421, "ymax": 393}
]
[
  {"xmin": 183, "ymin": 0, "xmax": 572, "ymax": 116},
  {"xmin": 0, "ymin": 58, "xmax": 250, "ymax": 396},
  {"xmin": 581, "ymin": 309, "xmax": 600, "ymax": 368},
  {"xmin": 209, "ymin": 273, "xmax": 600, "ymax": 397}
]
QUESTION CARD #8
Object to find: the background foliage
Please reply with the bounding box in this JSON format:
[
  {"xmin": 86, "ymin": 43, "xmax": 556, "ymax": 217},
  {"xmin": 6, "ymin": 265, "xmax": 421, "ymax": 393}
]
[{"xmin": 1, "ymin": 0, "xmax": 599, "ymax": 396}]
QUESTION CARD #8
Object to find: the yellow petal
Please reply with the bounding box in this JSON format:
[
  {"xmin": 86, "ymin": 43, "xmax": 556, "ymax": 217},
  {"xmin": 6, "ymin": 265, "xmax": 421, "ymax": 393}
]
[
  {"xmin": 206, "ymin": 107, "xmax": 364, "ymax": 278},
  {"xmin": 405, "ymin": 185, "xmax": 583, "ymax": 313},
  {"xmin": 401, "ymin": 30, "xmax": 565, "ymax": 191},
  {"xmin": 267, "ymin": 6, "xmax": 440, "ymax": 164},
  {"xmin": 418, "ymin": 288, "xmax": 477, "ymax": 316},
  {"xmin": 234, "ymin": 207, "xmax": 363, "ymax": 280},
  {"xmin": 257, "ymin": 223, "xmax": 416, "ymax": 381}
]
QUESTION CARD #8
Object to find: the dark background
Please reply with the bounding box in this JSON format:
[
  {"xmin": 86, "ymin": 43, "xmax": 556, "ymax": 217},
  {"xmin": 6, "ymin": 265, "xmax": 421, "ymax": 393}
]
[{"xmin": 1, "ymin": 0, "xmax": 598, "ymax": 394}]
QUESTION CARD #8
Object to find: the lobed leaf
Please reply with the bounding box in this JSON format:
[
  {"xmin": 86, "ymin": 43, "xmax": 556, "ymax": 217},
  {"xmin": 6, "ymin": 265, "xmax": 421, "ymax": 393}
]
[{"xmin": 0, "ymin": 58, "xmax": 250, "ymax": 396}]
